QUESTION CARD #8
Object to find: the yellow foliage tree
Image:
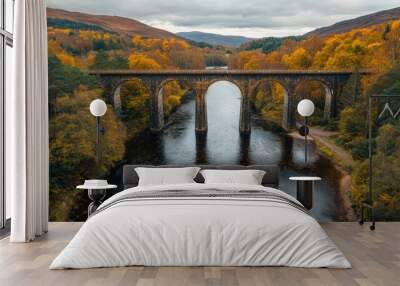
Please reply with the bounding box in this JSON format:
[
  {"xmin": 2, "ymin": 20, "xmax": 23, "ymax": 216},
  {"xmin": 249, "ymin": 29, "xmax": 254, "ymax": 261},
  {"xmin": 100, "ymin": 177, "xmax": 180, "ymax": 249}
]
[
  {"xmin": 119, "ymin": 80, "xmax": 150, "ymax": 136},
  {"xmin": 128, "ymin": 53, "xmax": 161, "ymax": 70},
  {"xmin": 162, "ymin": 81, "xmax": 186, "ymax": 117},
  {"xmin": 229, "ymin": 51, "xmax": 268, "ymax": 69},
  {"xmin": 283, "ymin": 47, "xmax": 312, "ymax": 69},
  {"xmin": 169, "ymin": 49, "xmax": 205, "ymax": 69},
  {"xmin": 50, "ymin": 86, "xmax": 126, "ymax": 220},
  {"xmin": 57, "ymin": 52, "xmax": 78, "ymax": 67}
]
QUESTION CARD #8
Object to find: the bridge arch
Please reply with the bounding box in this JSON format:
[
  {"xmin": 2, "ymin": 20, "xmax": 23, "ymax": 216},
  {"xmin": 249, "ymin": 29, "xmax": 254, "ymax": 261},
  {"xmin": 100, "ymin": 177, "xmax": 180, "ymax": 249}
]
[
  {"xmin": 193, "ymin": 79, "xmax": 253, "ymax": 134},
  {"xmin": 112, "ymin": 78, "xmax": 150, "ymax": 111},
  {"xmin": 294, "ymin": 79, "xmax": 334, "ymax": 122},
  {"xmin": 112, "ymin": 78, "xmax": 167, "ymax": 132},
  {"xmin": 158, "ymin": 78, "xmax": 194, "ymax": 124},
  {"xmin": 206, "ymin": 79, "xmax": 245, "ymax": 95},
  {"xmin": 250, "ymin": 79, "xmax": 290, "ymax": 129},
  {"xmin": 200, "ymin": 80, "xmax": 245, "ymax": 134},
  {"xmin": 111, "ymin": 78, "xmax": 153, "ymax": 119},
  {"xmin": 159, "ymin": 78, "xmax": 195, "ymax": 89},
  {"xmin": 252, "ymin": 79, "xmax": 289, "ymax": 93}
]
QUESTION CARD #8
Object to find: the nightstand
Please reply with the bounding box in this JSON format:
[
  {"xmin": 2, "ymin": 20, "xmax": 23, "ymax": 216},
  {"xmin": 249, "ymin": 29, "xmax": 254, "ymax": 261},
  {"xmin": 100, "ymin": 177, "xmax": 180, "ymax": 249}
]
[
  {"xmin": 77, "ymin": 183, "xmax": 117, "ymax": 217},
  {"xmin": 289, "ymin": 176, "xmax": 321, "ymax": 210}
]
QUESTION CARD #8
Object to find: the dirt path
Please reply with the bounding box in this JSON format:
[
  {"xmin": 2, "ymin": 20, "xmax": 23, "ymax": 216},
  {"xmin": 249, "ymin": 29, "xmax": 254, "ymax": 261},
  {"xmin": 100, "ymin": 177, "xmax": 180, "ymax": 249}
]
[
  {"xmin": 309, "ymin": 127, "xmax": 356, "ymax": 221},
  {"xmin": 289, "ymin": 127, "xmax": 357, "ymax": 221},
  {"xmin": 309, "ymin": 128, "xmax": 355, "ymax": 169}
]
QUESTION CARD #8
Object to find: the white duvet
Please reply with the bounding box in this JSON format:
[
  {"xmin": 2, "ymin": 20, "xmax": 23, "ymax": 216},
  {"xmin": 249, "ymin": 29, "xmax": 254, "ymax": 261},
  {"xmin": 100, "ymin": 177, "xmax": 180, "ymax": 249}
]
[{"xmin": 50, "ymin": 183, "xmax": 351, "ymax": 269}]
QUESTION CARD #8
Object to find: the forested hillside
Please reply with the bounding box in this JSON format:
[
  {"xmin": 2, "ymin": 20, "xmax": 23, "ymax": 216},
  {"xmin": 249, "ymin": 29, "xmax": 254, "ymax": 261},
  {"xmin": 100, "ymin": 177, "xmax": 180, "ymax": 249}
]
[
  {"xmin": 47, "ymin": 7, "xmax": 400, "ymax": 220},
  {"xmin": 47, "ymin": 8, "xmax": 177, "ymax": 38},
  {"xmin": 47, "ymin": 12, "xmax": 233, "ymax": 220},
  {"xmin": 306, "ymin": 6, "xmax": 400, "ymax": 37},
  {"xmin": 177, "ymin": 31, "xmax": 253, "ymax": 47},
  {"xmin": 229, "ymin": 19, "xmax": 400, "ymax": 218},
  {"xmin": 239, "ymin": 36, "xmax": 303, "ymax": 53}
]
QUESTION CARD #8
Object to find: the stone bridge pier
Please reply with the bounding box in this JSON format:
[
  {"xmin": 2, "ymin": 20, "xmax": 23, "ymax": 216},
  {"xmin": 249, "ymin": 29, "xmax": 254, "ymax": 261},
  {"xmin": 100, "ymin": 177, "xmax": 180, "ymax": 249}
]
[
  {"xmin": 239, "ymin": 81, "xmax": 251, "ymax": 133},
  {"xmin": 282, "ymin": 84, "xmax": 296, "ymax": 130},
  {"xmin": 195, "ymin": 81, "xmax": 208, "ymax": 133},
  {"xmin": 193, "ymin": 80, "xmax": 252, "ymax": 134},
  {"xmin": 148, "ymin": 81, "xmax": 164, "ymax": 132}
]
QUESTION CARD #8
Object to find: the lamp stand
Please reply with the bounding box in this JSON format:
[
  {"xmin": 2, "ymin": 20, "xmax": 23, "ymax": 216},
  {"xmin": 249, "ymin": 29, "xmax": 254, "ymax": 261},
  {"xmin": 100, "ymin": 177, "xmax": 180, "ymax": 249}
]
[
  {"xmin": 96, "ymin": 116, "xmax": 100, "ymax": 164},
  {"xmin": 304, "ymin": 116, "xmax": 308, "ymax": 164}
]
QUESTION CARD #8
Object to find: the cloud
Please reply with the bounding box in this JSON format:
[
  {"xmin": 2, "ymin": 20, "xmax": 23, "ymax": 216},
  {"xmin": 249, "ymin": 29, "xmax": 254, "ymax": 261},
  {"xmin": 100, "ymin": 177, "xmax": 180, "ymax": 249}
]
[{"xmin": 46, "ymin": 0, "xmax": 400, "ymax": 37}]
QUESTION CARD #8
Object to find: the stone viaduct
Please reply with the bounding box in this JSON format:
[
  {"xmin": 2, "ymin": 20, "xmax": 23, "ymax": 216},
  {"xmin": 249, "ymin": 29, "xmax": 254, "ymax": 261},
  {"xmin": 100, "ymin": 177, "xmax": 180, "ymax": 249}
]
[{"xmin": 89, "ymin": 69, "xmax": 370, "ymax": 133}]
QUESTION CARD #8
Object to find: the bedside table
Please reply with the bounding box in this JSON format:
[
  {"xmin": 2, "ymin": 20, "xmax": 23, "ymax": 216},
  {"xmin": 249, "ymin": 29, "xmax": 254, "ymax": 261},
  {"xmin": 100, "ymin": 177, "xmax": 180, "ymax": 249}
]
[
  {"xmin": 77, "ymin": 184, "xmax": 117, "ymax": 217},
  {"xmin": 289, "ymin": 176, "xmax": 321, "ymax": 210}
]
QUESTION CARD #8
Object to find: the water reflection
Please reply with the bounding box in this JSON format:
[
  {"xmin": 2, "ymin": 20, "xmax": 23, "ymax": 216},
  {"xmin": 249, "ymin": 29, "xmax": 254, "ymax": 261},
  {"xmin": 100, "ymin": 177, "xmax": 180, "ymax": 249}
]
[
  {"xmin": 291, "ymin": 137, "xmax": 319, "ymax": 167},
  {"xmin": 205, "ymin": 82, "xmax": 241, "ymax": 163},
  {"xmin": 122, "ymin": 81, "xmax": 344, "ymax": 221}
]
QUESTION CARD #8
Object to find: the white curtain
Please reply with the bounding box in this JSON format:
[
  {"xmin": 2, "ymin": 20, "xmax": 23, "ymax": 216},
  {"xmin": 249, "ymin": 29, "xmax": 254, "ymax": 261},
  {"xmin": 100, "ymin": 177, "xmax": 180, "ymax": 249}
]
[{"xmin": 9, "ymin": 0, "xmax": 49, "ymax": 242}]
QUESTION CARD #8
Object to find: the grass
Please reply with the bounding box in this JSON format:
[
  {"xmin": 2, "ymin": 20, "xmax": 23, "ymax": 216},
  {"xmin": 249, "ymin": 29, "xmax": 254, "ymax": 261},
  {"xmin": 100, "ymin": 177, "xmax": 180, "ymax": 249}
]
[{"xmin": 314, "ymin": 138, "xmax": 354, "ymax": 174}]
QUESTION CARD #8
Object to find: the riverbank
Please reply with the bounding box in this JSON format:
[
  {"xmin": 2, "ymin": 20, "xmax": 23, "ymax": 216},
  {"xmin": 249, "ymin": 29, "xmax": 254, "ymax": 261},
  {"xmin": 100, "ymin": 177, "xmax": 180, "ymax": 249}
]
[{"xmin": 288, "ymin": 128, "xmax": 357, "ymax": 221}]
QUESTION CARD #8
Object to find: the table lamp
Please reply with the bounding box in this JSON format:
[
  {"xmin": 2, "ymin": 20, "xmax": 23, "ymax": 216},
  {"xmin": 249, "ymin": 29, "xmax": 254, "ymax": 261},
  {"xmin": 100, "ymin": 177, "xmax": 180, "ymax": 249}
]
[
  {"xmin": 297, "ymin": 99, "xmax": 315, "ymax": 164},
  {"xmin": 90, "ymin": 99, "xmax": 107, "ymax": 163}
]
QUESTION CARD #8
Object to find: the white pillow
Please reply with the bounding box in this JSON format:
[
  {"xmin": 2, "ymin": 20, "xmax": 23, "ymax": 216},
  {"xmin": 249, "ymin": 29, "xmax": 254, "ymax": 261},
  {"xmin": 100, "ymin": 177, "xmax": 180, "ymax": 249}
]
[
  {"xmin": 135, "ymin": 167, "xmax": 201, "ymax": 186},
  {"xmin": 200, "ymin": 169, "xmax": 266, "ymax": 185}
]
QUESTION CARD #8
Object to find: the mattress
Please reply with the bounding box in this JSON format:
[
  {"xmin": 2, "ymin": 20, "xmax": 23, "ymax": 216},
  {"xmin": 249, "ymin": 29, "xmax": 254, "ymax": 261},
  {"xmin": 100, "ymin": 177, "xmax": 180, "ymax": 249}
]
[{"xmin": 50, "ymin": 183, "xmax": 350, "ymax": 269}]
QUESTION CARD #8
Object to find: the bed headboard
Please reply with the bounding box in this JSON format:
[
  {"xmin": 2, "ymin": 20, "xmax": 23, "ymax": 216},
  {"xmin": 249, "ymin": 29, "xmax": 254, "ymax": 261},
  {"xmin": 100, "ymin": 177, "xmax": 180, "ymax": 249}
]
[{"xmin": 122, "ymin": 165, "xmax": 280, "ymax": 189}]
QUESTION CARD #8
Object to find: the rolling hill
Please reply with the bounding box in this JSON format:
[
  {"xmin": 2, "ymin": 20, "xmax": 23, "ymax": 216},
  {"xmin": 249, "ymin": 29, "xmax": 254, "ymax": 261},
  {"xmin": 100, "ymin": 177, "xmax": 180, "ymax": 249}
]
[
  {"xmin": 306, "ymin": 6, "xmax": 400, "ymax": 37},
  {"xmin": 239, "ymin": 36, "xmax": 303, "ymax": 52},
  {"xmin": 46, "ymin": 8, "xmax": 177, "ymax": 39},
  {"xmin": 242, "ymin": 6, "xmax": 400, "ymax": 53},
  {"xmin": 177, "ymin": 31, "xmax": 254, "ymax": 47}
]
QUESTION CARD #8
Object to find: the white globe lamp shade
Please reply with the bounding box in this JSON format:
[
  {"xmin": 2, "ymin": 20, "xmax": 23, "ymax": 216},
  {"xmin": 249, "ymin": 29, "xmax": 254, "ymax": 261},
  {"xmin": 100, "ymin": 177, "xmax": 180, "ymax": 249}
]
[
  {"xmin": 297, "ymin": 99, "xmax": 315, "ymax": 117},
  {"xmin": 90, "ymin": 99, "xmax": 107, "ymax": 117}
]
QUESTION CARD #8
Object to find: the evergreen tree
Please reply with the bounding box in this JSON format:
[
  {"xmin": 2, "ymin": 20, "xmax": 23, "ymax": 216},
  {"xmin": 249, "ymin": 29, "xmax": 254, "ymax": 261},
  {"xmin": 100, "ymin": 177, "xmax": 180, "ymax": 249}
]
[
  {"xmin": 48, "ymin": 55, "xmax": 100, "ymax": 116},
  {"xmin": 90, "ymin": 51, "xmax": 112, "ymax": 69},
  {"xmin": 339, "ymin": 70, "xmax": 361, "ymax": 109}
]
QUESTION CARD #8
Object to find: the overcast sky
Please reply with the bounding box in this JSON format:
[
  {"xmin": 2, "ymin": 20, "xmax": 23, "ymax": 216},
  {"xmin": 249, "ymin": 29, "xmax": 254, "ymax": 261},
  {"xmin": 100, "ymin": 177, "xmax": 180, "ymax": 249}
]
[{"xmin": 46, "ymin": 0, "xmax": 400, "ymax": 38}]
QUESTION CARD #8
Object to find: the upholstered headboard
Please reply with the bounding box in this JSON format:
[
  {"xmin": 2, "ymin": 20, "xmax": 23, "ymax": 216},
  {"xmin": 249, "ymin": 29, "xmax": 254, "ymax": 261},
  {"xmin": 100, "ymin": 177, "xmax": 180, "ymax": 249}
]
[{"xmin": 122, "ymin": 165, "xmax": 280, "ymax": 189}]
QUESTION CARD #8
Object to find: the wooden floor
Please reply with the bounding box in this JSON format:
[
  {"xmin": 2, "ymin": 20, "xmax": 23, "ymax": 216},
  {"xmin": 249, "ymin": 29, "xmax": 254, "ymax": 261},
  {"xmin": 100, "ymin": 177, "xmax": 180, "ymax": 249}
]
[{"xmin": 0, "ymin": 222, "xmax": 399, "ymax": 286}]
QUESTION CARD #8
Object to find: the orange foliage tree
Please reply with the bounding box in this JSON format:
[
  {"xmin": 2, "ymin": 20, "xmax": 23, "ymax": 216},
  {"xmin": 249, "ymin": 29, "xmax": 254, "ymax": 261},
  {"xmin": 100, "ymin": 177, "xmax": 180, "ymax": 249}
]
[
  {"xmin": 283, "ymin": 47, "xmax": 313, "ymax": 69},
  {"xmin": 128, "ymin": 53, "xmax": 161, "ymax": 70}
]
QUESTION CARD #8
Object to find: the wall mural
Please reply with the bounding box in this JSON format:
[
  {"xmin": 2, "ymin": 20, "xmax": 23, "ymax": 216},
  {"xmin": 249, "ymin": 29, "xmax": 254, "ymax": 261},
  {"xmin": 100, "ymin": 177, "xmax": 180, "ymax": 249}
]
[
  {"xmin": 369, "ymin": 97, "xmax": 400, "ymax": 219},
  {"xmin": 378, "ymin": 103, "xmax": 400, "ymax": 119},
  {"xmin": 46, "ymin": 4, "xmax": 400, "ymax": 222}
]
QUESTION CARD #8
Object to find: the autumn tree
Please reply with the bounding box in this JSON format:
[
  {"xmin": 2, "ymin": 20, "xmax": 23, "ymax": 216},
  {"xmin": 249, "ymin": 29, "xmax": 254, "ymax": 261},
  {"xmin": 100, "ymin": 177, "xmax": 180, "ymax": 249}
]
[
  {"xmin": 205, "ymin": 54, "xmax": 228, "ymax": 67},
  {"xmin": 383, "ymin": 21, "xmax": 400, "ymax": 64},
  {"xmin": 283, "ymin": 47, "xmax": 313, "ymax": 69},
  {"xmin": 373, "ymin": 123, "xmax": 400, "ymax": 215},
  {"xmin": 250, "ymin": 81, "xmax": 286, "ymax": 128},
  {"xmin": 48, "ymin": 55, "xmax": 100, "ymax": 116},
  {"xmin": 162, "ymin": 81, "xmax": 187, "ymax": 118},
  {"xmin": 228, "ymin": 51, "xmax": 269, "ymax": 69},
  {"xmin": 119, "ymin": 80, "xmax": 151, "ymax": 136},
  {"xmin": 338, "ymin": 107, "xmax": 366, "ymax": 143},
  {"xmin": 339, "ymin": 71, "xmax": 362, "ymax": 109},
  {"xmin": 50, "ymin": 87, "xmax": 126, "ymax": 220},
  {"xmin": 169, "ymin": 49, "xmax": 205, "ymax": 69},
  {"xmin": 90, "ymin": 51, "xmax": 129, "ymax": 70},
  {"xmin": 128, "ymin": 53, "xmax": 161, "ymax": 70}
]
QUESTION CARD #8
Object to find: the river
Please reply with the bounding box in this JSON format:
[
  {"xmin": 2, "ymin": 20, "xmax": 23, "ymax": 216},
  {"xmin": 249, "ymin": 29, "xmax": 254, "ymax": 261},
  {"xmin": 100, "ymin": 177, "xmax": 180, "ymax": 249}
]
[{"xmin": 120, "ymin": 81, "xmax": 348, "ymax": 222}]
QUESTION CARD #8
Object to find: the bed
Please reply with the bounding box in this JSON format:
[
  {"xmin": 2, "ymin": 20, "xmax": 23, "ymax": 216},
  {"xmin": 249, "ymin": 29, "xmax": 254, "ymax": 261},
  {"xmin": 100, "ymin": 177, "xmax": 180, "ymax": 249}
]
[{"xmin": 50, "ymin": 165, "xmax": 350, "ymax": 269}]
